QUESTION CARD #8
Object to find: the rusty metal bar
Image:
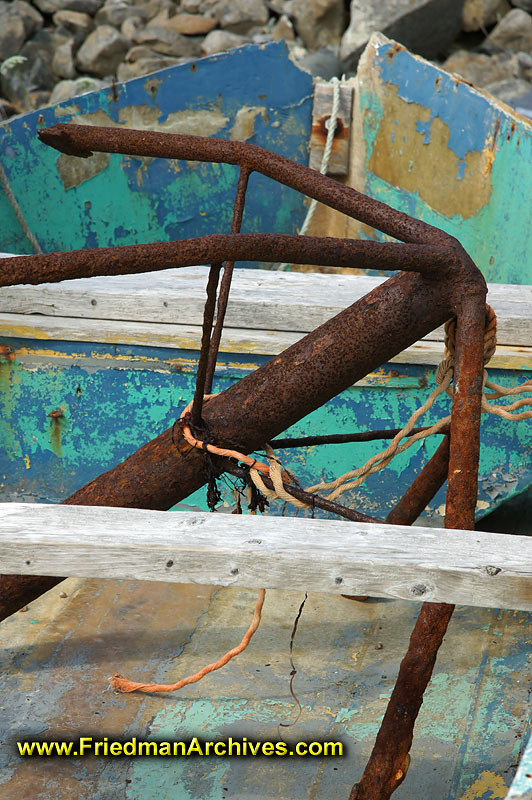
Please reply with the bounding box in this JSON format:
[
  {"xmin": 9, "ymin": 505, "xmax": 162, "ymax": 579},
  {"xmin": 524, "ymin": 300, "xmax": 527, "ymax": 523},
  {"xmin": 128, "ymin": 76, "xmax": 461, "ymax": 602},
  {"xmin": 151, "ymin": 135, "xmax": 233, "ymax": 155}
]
[
  {"xmin": 385, "ymin": 435, "xmax": 450, "ymax": 526},
  {"xmin": 190, "ymin": 262, "xmax": 222, "ymax": 427},
  {"xmin": 226, "ymin": 463, "xmax": 381, "ymax": 523},
  {"xmin": 61, "ymin": 270, "xmax": 458, "ymax": 510},
  {"xmin": 0, "ymin": 235, "xmax": 451, "ymax": 288},
  {"xmin": 205, "ymin": 166, "xmax": 251, "ymax": 394},
  {"xmin": 351, "ymin": 293, "xmax": 486, "ymax": 800},
  {"xmin": 271, "ymin": 425, "xmax": 450, "ymax": 450},
  {"xmin": 38, "ymin": 124, "xmax": 457, "ymax": 247}
]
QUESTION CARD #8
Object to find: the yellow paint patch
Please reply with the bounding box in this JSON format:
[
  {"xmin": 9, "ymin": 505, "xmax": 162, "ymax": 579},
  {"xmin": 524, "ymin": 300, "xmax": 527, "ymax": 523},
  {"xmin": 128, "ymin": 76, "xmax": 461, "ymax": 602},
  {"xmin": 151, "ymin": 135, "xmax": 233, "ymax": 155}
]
[
  {"xmin": 55, "ymin": 110, "xmax": 116, "ymax": 189},
  {"xmin": 230, "ymin": 106, "xmax": 268, "ymax": 141},
  {"xmin": 458, "ymin": 770, "xmax": 507, "ymax": 800},
  {"xmin": 118, "ymin": 104, "xmax": 230, "ymax": 138},
  {"xmin": 352, "ymin": 652, "xmax": 358, "ymax": 662},
  {"xmin": 23, "ymin": 455, "xmax": 30, "ymax": 470},
  {"xmin": 368, "ymin": 86, "xmax": 494, "ymax": 219}
]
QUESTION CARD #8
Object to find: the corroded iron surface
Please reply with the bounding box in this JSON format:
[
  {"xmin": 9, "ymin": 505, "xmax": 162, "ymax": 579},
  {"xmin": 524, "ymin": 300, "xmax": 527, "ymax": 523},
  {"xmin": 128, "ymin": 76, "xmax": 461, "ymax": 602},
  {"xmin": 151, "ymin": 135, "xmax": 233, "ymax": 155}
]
[{"xmin": 2, "ymin": 124, "xmax": 489, "ymax": 800}]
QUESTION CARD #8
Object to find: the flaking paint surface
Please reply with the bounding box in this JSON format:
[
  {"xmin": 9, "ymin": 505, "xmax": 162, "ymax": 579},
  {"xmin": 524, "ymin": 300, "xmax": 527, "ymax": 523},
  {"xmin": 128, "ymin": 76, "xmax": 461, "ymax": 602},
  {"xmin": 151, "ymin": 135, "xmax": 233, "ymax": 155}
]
[
  {"xmin": 1, "ymin": 580, "xmax": 531, "ymax": 799},
  {"xmin": 368, "ymin": 87, "xmax": 493, "ymax": 219},
  {"xmin": 356, "ymin": 35, "xmax": 532, "ymax": 285},
  {"xmin": 0, "ymin": 338, "xmax": 530, "ymax": 521},
  {"xmin": 0, "ymin": 43, "xmax": 312, "ymax": 264}
]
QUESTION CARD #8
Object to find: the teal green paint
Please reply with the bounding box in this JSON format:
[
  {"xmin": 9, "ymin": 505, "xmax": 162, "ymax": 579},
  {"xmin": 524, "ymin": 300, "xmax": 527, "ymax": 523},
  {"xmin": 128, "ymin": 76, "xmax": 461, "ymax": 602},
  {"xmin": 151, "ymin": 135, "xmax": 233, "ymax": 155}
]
[
  {"xmin": 358, "ymin": 46, "xmax": 532, "ymax": 284},
  {"xmin": 0, "ymin": 338, "xmax": 530, "ymax": 517},
  {"xmin": 126, "ymin": 699, "xmax": 296, "ymax": 800},
  {"xmin": 0, "ymin": 43, "xmax": 312, "ymax": 260}
]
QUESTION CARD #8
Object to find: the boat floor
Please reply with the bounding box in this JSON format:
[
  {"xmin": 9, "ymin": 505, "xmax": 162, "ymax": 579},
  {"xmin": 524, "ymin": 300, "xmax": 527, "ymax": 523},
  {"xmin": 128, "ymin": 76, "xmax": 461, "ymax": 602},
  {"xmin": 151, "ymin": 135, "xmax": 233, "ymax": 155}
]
[{"xmin": 1, "ymin": 578, "xmax": 530, "ymax": 800}]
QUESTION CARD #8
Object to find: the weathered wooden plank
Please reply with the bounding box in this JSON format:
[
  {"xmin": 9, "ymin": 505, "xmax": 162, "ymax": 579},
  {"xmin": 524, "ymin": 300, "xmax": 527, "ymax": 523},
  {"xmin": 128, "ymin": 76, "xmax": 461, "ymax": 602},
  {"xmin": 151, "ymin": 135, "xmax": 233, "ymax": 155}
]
[
  {"xmin": 309, "ymin": 81, "xmax": 354, "ymax": 175},
  {"xmin": 2, "ymin": 503, "xmax": 532, "ymax": 611},
  {"xmin": 0, "ymin": 266, "xmax": 530, "ymax": 346},
  {"xmin": 1, "ymin": 311, "xmax": 530, "ymax": 370}
]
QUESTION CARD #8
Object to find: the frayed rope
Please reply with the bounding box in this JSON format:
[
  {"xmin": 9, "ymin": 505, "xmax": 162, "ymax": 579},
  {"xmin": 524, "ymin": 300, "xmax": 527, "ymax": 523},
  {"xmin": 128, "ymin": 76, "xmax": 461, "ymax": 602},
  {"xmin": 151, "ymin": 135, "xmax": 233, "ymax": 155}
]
[{"xmin": 110, "ymin": 589, "xmax": 265, "ymax": 694}]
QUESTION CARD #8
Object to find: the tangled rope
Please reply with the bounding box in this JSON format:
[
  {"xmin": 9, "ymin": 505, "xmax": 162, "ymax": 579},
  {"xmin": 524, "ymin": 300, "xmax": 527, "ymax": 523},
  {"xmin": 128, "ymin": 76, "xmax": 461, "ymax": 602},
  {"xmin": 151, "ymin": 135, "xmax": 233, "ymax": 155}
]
[
  {"xmin": 306, "ymin": 304, "xmax": 532, "ymax": 503},
  {"xmin": 112, "ymin": 304, "xmax": 532, "ymax": 695},
  {"xmin": 177, "ymin": 304, "xmax": 531, "ymax": 511}
]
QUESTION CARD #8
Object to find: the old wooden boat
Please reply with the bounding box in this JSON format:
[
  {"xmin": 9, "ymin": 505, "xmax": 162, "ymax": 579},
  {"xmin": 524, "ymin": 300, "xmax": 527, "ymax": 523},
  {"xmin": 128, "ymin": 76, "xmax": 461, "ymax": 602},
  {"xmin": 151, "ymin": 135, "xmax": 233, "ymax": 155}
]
[
  {"xmin": 0, "ymin": 36, "xmax": 531, "ymax": 523},
  {"xmin": 0, "ymin": 35, "xmax": 532, "ymax": 800}
]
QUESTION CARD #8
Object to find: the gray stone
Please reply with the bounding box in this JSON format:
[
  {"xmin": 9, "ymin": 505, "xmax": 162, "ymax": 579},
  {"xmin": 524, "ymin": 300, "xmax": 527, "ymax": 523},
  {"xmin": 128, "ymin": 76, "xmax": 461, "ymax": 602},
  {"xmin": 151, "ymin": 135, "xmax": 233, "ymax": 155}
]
[
  {"xmin": 49, "ymin": 75, "xmax": 106, "ymax": 104},
  {"xmin": 33, "ymin": 0, "xmax": 104, "ymax": 13},
  {"xmin": 201, "ymin": 29, "xmax": 249, "ymax": 54},
  {"xmin": 95, "ymin": 0, "xmax": 148, "ymax": 28},
  {"xmin": 518, "ymin": 50, "xmax": 532, "ymax": 79},
  {"xmin": 132, "ymin": 25, "xmax": 202, "ymax": 57},
  {"xmin": 52, "ymin": 39, "xmax": 77, "ymax": 79},
  {"xmin": 180, "ymin": 0, "xmax": 203, "ymax": 10},
  {"xmin": 76, "ymin": 25, "xmax": 129, "ymax": 76},
  {"xmin": 443, "ymin": 50, "xmax": 523, "ymax": 86},
  {"xmin": 341, "ymin": 0, "xmax": 464, "ymax": 72},
  {"xmin": 53, "ymin": 9, "xmax": 95, "ymax": 46},
  {"xmin": 134, "ymin": 0, "xmax": 177, "ymax": 22},
  {"xmin": 161, "ymin": 13, "xmax": 217, "ymax": 35},
  {"xmin": 121, "ymin": 15, "xmax": 146, "ymax": 39},
  {"xmin": 10, "ymin": 1, "xmax": 44, "ymax": 38},
  {"xmin": 296, "ymin": 46, "xmax": 342, "ymax": 79},
  {"xmin": 292, "ymin": 0, "xmax": 345, "ymax": 51},
  {"xmin": 1, "ymin": 41, "xmax": 55, "ymax": 108},
  {"xmin": 210, "ymin": 0, "xmax": 269, "ymax": 34},
  {"xmin": 483, "ymin": 8, "xmax": 532, "ymax": 53},
  {"xmin": 270, "ymin": 0, "xmax": 295, "ymax": 13},
  {"xmin": 510, "ymin": 84, "xmax": 532, "ymax": 117},
  {"xmin": 272, "ymin": 14, "xmax": 296, "ymax": 41},
  {"xmin": 124, "ymin": 44, "xmax": 159, "ymax": 61},
  {"xmin": 510, "ymin": 0, "xmax": 532, "ymax": 12},
  {"xmin": 0, "ymin": 14, "xmax": 26, "ymax": 62},
  {"xmin": 462, "ymin": 0, "xmax": 510, "ymax": 30},
  {"xmin": 483, "ymin": 76, "xmax": 532, "ymax": 101},
  {"xmin": 251, "ymin": 32, "xmax": 275, "ymax": 44},
  {"xmin": 116, "ymin": 54, "xmax": 181, "ymax": 79},
  {"xmin": 32, "ymin": 27, "xmax": 71, "ymax": 51}
]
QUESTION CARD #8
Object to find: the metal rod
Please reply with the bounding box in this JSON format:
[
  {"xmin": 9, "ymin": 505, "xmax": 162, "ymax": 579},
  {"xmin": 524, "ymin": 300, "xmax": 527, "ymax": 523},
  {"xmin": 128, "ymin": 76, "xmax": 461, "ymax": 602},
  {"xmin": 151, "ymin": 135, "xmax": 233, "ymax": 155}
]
[
  {"xmin": 38, "ymin": 124, "xmax": 459, "ymax": 248},
  {"xmin": 271, "ymin": 425, "xmax": 449, "ymax": 450},
  {"xmin": 190, "ymin": 263, "xmax": 222, "ymax": 427},
  {"xmin": 351, "ymin": 294, "xmax": 486, "ymax": 800},
  {"xmin": 61, "ymin": 270, "xmax": 457, "ymax": 510},
  {"xmin": 385, "ymin": 435, "xmax": 450, "ymax": 526},
  {"xmin": 0, "ymin": 235, "xmax": 451, "ymax": 288},
  {"xmin": 225, "ymin": 462, "xmax": 381, "ymax": 524},
  {"xmin": 205, "ymin": 166, "xmax": 251, "ymax": 394}
]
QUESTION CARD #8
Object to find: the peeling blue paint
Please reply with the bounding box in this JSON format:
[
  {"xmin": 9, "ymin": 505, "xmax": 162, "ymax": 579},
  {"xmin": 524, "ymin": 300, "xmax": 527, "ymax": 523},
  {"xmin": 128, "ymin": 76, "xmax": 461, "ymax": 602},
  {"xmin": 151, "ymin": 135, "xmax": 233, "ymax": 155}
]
[
  {"xmin": 0, "ymin": 338, "xmax": 529, "ymax": 522},
  {"xmin": 0, "ymin": 43, "xmax": 312, "ymax": 263}
]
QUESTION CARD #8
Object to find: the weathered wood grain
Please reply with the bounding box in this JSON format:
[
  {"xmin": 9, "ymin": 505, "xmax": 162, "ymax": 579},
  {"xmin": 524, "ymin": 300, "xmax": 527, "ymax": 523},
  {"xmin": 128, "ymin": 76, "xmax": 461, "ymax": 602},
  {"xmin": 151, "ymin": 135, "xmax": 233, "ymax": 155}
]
[
  {"xmin": 0, "ymin": 311, "xmax": 530, "ymax": 370},
  {"xmin": 309, "ymin": 81, "xmax": 354, "ymax": 175},
  {"xmin": 1, "ymin": 503, "xmax": 532, "ymax": 611},
  {"xmin": 0, "ymin": 266, "xmax": 530, "ymax": 346}
]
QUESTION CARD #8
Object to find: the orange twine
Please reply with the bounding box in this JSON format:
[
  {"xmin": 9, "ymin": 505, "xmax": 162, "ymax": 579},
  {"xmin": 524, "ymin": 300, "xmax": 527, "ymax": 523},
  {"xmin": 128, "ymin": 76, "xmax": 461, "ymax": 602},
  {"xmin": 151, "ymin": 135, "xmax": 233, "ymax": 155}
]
[
  {"xmin": 110, "ymin": 589, "xmax": 266, "ymax": 694},
  {"xmin": 179, "ymin": 396, "xmax": 272, "ymax": 476},
  {"xmin": 179, "ymin": 396, "xmax": 293, "ymax": 482}
]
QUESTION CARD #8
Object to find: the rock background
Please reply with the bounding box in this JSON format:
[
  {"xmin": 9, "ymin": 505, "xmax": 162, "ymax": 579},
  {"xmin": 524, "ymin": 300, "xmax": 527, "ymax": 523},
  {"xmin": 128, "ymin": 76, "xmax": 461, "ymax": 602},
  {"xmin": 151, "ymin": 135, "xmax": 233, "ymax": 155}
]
[{"xmin": 0, "ymin": 0, "xmax": 531, "ymax": 120}]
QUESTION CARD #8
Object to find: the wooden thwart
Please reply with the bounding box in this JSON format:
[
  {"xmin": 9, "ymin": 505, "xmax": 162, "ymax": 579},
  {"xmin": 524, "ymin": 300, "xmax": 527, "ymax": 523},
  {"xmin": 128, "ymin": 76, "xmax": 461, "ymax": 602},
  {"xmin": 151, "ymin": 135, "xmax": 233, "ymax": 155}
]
[{"xmin": 2, "ymin": 503, "xmax": 531, "ymax": 612}]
